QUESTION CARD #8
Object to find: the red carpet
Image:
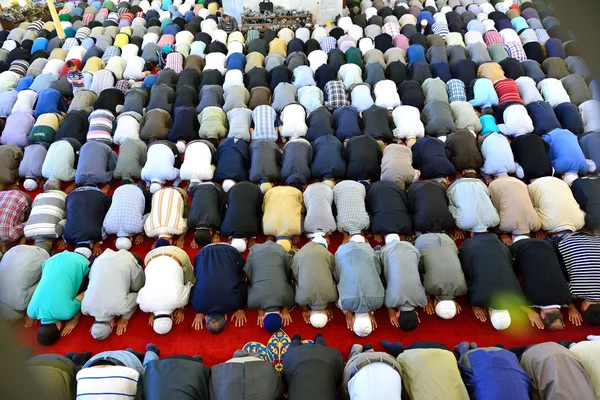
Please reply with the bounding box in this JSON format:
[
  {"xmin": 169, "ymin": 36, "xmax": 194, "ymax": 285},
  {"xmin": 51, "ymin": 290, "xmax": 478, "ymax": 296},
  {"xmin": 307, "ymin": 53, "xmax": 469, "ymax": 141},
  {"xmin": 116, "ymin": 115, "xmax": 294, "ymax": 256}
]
[{"xmin": 11, "ymin": 190, "xmax": 600, "ymax": 366}]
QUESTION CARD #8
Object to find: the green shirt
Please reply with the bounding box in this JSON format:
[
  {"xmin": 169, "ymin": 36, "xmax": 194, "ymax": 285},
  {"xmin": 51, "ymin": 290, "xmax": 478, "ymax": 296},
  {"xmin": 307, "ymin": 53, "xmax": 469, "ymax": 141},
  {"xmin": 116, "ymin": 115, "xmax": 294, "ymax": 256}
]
[{"xmin": 27, "ymin": 252, "xmax": 90, "ymax": 324}]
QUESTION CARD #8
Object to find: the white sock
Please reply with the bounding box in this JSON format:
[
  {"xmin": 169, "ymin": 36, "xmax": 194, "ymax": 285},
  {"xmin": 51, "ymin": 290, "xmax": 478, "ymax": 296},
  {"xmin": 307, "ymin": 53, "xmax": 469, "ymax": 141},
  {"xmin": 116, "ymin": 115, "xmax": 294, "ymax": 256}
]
[{"xmin": 587, "ymin": 335, "xmax": 600, "ymax": 341}]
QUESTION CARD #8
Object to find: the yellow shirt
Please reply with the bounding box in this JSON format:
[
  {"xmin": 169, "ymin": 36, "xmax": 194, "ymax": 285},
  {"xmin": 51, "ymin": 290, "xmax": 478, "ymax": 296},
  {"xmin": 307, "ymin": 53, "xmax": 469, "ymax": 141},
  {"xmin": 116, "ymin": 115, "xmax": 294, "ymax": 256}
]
[{"xmin": 262, "ymin": 186, "xmax": 304, "ymax": 237}]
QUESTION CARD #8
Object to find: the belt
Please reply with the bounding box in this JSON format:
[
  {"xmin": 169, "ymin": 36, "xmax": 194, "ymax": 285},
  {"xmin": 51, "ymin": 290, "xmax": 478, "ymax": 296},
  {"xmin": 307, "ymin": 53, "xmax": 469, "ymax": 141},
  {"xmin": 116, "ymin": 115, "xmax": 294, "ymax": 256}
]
[
  {"xmin": 349, "ymin": 355, "xmax": 402, "ymax": 380},
  {"xmin": 146, "ymin": 252, "xmax": 183, "ymax": 267}
]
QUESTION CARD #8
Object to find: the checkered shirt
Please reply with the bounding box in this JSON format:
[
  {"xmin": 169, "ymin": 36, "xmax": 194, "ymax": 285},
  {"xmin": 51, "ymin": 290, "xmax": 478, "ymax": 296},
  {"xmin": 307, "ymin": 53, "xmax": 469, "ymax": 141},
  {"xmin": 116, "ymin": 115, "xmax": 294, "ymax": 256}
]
[
  {"xmin": 320, "ymin": 36, "xmax": 337, "ymax": 54},
  {"xmin": 252, "ymin": 105, "xmax": 278, "ymax": 140},
  {"xmin": 103, "ymin": 184, "xmax": 146, "ymax": 237},
  {"xmin": 447, "ymin": 79, "xmax": 467, "ymax": 103},
  {"xmin": 0, "ymin": 191, "xmax": 30, "ymax": 242},
  {"xmin": 333, "ymin": 180, "xmax": 370, "ymax": 235},
  {"xmin": 484, "ymin": 30, "xmax": 502, "ymax": 47},
  {"xmin": 535, "ymin": 28, "xmax": 550, "ymax": 45},
  {"xmin": 246, "ymin": 29, "xmax": 260, "ymax": 42},
  {"xmin": 62, "ymin": 37, "xmax": 80, "ymax": 51},
  {"xmin": 382, "ymin": 22, "xmax": 401, "ymax": 39},
  {"xmin": 102, "ymin": 46, "xmax": 121, "ymax": 63},
  {"xmin": 115, "ymin": 79, "xmax": 130, "ymax": 93},
  {"xmin": 324, "ymin": 80, "xmax": 350, "ymax": 110},
  {"xmin": 432, "ymin": 22, "xmax": 449, "ymax": 38},
  {"xmin": 504, "ymin": 41, "xmax": 527, "ymax": 62}
]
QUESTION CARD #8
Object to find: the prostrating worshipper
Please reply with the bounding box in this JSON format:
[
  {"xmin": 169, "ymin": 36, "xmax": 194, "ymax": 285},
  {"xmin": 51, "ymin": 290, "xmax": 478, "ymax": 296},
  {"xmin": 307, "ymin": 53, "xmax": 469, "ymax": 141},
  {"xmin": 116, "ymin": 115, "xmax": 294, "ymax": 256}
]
[
  {"xmin": 408, "ymin": 180, "xmax": 456, "ymax": 234},
  {"xmin": 113, "ymin": 139, "xmax": 147, "ymax": 183},
  {"xmin": 144, "ymin": 354, "xmax": 211, "ymax": 400},
  {"xmin": 380, "ymin": 142, "xmax": 417, "ymax": 188},
  {"xmin": 0, "ymin": 144, "xmax": 23, "ymax": 191},
  {"xmin": 303, "ymin": 181, "xmax": 336, "ymax": 241},
  {"xmin": 528, "ymin": 176, "xmax": 585, "ymax": 234},
  {"xmin": 489, "ymin": 175, "xmax": 543, "ymax": 245},
  {"xmin": 411, "ymin": 136, "xmax": 456, "ymax": 180},
  {"xmin": 447, "ymin": 176, "xmax": 500, "ymax": 234},
  {"xmin": 251, "ymin": 104, "xmax": 278, "ymax": 140},
  {"xmin": 380, "ymin": 235, "xmax": 427, "ymax": 331},
  {"xmin": 214, "ymin": 137, "xmax": 249, "ymax": 192},
  {"xmin": 459, "ymin": 233, "xmax": 525, "ymax": 330},
  {"xmin": 179, "ymin": 140, "xmax": 216, "ymax": 186},
  {"xmin": 220, "ymin": 181, "xmax": 263, "ymax": 253},
  {"xmin": 340, "ymin": 342, "xmax": 402, "ymax": 400},
  {"xmin": 249, "ymin": 139, "xmax": 282, "ymax": 193},
  {"xmin": 520, "ymin": 342, "xmax": 596, "ymax": 400},
  {"xmin": 186, "ymin": 181, "xmax": 225, "ymax": 248},
  {"xmin": 26, "ymin": 250, "xmax": 90, "ymax": 345},
  {"xmin": 19, "ymin": 143, "xmax": 49, "ymax": 192},
  {"xmin": 455, "ymin": 344, "xmax": 532, "ymax": 400},
  {"xmin": 445, "ymin": 129, "xmax": 484, "ymax": 177},
  {"xmin": 283, "ymin": 334, "xmax": 345, "ymax": 400},
  {"xmin": 81, "ymin": 249, "xmax": 145, "ymax": 340},
  {"xmin": 210, "ymin": 349, "xmax": 284, "ymax": 400},
  {"xmin": 103, "ymin": 182, "xmax": 150, "ymax": 250},
  {"xmin": 311, "ymin": 135, "xmax": 346, "ymax": 184},
  {"xmin": 74, "ymin": 140, "xmax": 117, "ymax": 190},
  {"xmin": 512, "ymin": 236, "xmax": 577, "ymax": 330},
  {"xmin": 0, "ymin": 190, "xmax": 31, "ymax": 250},
  {"xmin": 25, "ymin": 354, "xmax": 77, "ymax": 400},
  {"xmin": 334, "ymin": 234, "xmax": 384, "ymax": 337},
  {"xmin": 292, "ymin": 239, "xmax": 338, "ymax": 329},
  {"xmin": 280, "ymin": 103, "xmax": 308, "ymax": 140},
  {"xmin": 140, "ymin": 140, "xmax": 182, "ymax": 194},
  {"xmin": 137, "ymin": 245, "xmax": 195, "ymax": 335},
  {"xmin": 344, "ymin": 134, "xmax": 382, "ymax": 182},
  {"xmin": 262, "ymin": 185, "xmax": 304, "ymax": 251},
  {"xmin": 190, "ymin": 243, "xmax": 247, "ymax": 334},
  {"xmin": 510, "ymin": 133, "xmax": 553, "ymax": 180},
  {"xmin": 415, "ymin": 233, "xmax": 467, "ymax": 320},
  {"xmin": 479, "ymin": 132, "xmax": 517, "ymax": 181},
  {"xmin": 0, "ymin": 245, "xmax": 50, "ymax": 323},
  {"xmin": 571, "ymin": 176, "xmax": 600, "ymax": 234},
  {"xmin": 391, "ymin": 105, "xmax": 425, "ymax": 146},
  {"xmin": 244, "ymin": 240, "xmax": 295, "ymax": 332},
  {"xmin": 333, "ymin": 180, "xmax": 370, "ymax": 242},
  {"xmin": 543, "ymin": 128, "xmax": 589, "ymax": 185},
  {"xmin": 366, "ymin": 180, "xmax": 412, "ymax": 243},
  {"xmin": 144, "ymin": 186, "xmax": 188, "ymax": 248},
  {"xmin": 281, "ymin": 138, "xmax": 312, "ymax": 188},
  {"xmin": 555, "ymin": 232, "xmax": 600, "ymax": 326},
  {"xmin": 568, "ymin": 340, "xmax": 600, "ymax": 399}
]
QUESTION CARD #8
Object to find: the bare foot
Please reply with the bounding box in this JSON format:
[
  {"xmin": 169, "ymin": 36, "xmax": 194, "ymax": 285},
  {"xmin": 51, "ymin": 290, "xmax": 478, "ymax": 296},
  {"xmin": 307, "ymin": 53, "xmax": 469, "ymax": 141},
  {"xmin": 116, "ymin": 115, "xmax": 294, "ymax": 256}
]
[
  {"xmin": 8, "ymin": 183, "xmax": 19, "ymax": 191},
  {"xmin": 174, "ymin": 235, "xmax": 185, "ymax": 248},
  {"xmin": 265, "ymin": 236, "xmax": 275, "ymax": 242},
  {"xmin": 292, "ymin": 235, "xmax": 300, "ymax": 244},
  {"xmin": 594, "ymin": 230, "xmax": 599, "ymax": 236},
  {"xmin": 535, "ymin": 231, "xmax": 546, "ymax": 240},
  {"xmin": 484, "ymin": 177, "xmax": 493, "ymax": 186},
  {"xmin": 64, "ymin": 182, "xmax": 77, "ymax": 194},
  {"xmin": 500, "ymin": 234, "xmax": 512, "ymax": 246},
  {"xmin": 373, "ymin": 234, "xmax": 383, "ymax": 243},
  {"xmin": 211, "ymin": 234, "xmax": 220, "ymax": 244},
  {"xmin": 134, "ymin": 235, "xmax": 144, "ymax": 245},
  {"xmin": 190, "ymin": 240, "xmax": 198, "ymax": 250},
  {"xmin": 342, "ymin": 231, "xmax": 350, "ymax": 243},
  {"xmin": 100, "ymin": 184, "xmax": 111, "ymax": 194}
]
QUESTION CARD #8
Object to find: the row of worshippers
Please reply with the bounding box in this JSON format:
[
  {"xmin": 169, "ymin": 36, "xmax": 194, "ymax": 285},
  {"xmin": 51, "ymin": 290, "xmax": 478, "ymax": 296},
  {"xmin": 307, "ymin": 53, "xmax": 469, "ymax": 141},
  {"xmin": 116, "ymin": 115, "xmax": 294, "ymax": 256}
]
[{"xmin": 22, "ymin": 335, "xmax": 600, "ymax": 400}]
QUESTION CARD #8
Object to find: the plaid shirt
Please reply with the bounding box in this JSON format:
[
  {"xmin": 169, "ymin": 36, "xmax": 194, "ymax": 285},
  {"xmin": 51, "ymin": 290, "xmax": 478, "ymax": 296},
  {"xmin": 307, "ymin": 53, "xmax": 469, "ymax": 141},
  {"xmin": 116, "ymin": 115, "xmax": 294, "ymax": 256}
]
[
  {"xmin": 252, "ymin": 105, "xmax": 278, "ymax": 140},
  {"xmin": 324, "ymin": 80, "xmax": 350, "ymax": 110},
  {"xmin": 382, "ymin": 22, "xmax": 401, "ymax": 39},
  {"xmin": 102, "ymin": 45, "xmax": 121, "ymax": 63},
  {"xmin": 320, "ymin": 37, "xmax": 337, "ymax": 54},
  {"xmin": 62, "ymin": 38, "xmax": 80, "ymax": 51},
  {"xmin": 447, "ymin": 79, "xmax": 467, "ymax": 103},
  {"xmin": 115, "ymin": 79, "xmax": 130, "ymax": 93},
  {"xmin": 103, "ymin": 184, "xmax": 147, "ymax": 237},
  {"xmin": 246, "ymin": 29, "xmax": 260, "ymax": 42},
  {"xmin": 0, "ymin": 191, "xmax": 31, "ymax": 242},
  {"xmin": 333, "ymin": 180, "xmax": 370, "ymax": 234},
  {"xmin": 484, "ymin": 30, "xmax": 502, "ymax": 47},
  {"xmin": 535, "ymin": 28, "xmax": 550, "ymax": 45},
  {"xmin": 504, "ymin": 41, "xmax": 527, "ymax": 62}
]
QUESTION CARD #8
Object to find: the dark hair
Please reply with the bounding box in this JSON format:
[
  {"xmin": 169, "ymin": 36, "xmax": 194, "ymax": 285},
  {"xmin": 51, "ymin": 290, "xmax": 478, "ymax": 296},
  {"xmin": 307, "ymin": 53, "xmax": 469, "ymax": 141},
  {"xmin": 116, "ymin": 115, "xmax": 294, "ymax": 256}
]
[
  {"xmin": 66, "ymin": 60, "xmax": 76, "ymax": 68},
  {"xmin": 584, "ymin": 304, "xmax": 600, "ymax": 325},
  {"xmin": 399, "ymin": 310, "xmax": 419, "ymax": 331},
  {"xmin": 155, "ymin": 238, "xmax": 170, "ymax": 249},
  {"xmin": 206, "ymin": 314, "xmax": 226, "ymax": 334},
  {"xmin": 38, "ymin": 324, "xmax": 60, "ymax": 345},
  {"xmin": 289, "ymin": 183, "xmax": 303, "ymax": 191},
  {"xmin": 206, "ymin": 138, "xmax": 219, "ymax": 148},
  {"xmin": 542, "ymin": 310, "xmax": 564, "ymax": 329},
  {"xmin": 194, "ymin": 229, "xmax": 211, "ymax": 247}
]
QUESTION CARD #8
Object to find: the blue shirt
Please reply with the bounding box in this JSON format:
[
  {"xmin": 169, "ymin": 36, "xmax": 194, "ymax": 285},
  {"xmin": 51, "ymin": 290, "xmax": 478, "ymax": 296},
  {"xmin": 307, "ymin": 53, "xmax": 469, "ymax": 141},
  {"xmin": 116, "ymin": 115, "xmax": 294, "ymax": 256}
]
[
  {"xmin": 226, "ymin": 53, "xmax": 246, "ymax": 72},
  {"xmin": 34, "ymin": 88, "xmax": 67, "ymax": 118}
]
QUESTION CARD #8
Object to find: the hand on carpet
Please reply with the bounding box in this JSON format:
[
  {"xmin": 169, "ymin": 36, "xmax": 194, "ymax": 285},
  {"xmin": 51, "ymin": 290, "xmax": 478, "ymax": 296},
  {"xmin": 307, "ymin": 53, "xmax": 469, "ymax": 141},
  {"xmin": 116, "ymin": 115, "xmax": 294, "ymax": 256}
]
[
  {"xmin": 92, "ymin": 242, "xmax": 102, "ymax": 256},
  {"xmin": 454, "ymin": 228, "xmax": 465, "ymax": 240},
  {"xmin": 192, "ymin": 313, "xmax": 205, "ymax": 330},
  {"xmin": 257, "ymin": 309, "xmax": 265, "ymax": 327},
  {"xmin": 191, "ymin": 240, "xmax": 199, "ymax": 250},
  {"xmin": 373, "ymin": 234, "xmax": 383, "ymax": 243},
  {"xmin": 24, "ymin": 316, "xmax": 36, "ymax": 328},
  {"xmin": 116, "ymin": 318, "xmax": 128, "ymax": 336},
  {"xmin": 301, "ymin": 308, "xmax": 311, "ymax": 324},
  {"xmin": 232, "ymin": 310, "xmax": 247, "ymax": 327},
  {"xmin": 173, "ymin": 308, "xmax": 185, "ymax": 324},
  {"xmin": 527, "ymin": 311, "xmax": 544, "ymax": 330},
  {"xmin": 326, "ymin": 307, "xmax": 334, "ymax": 321},
  {"xmin": 424, "ymin": 297, "xmax": 435, "ymax": 315},
  {"xmin": 500, "ymin": 234, "xmax": 513, "ymax": 246},
  {"xmin": 62, "ymin": 314, "xmax": 80, "ymax": 337},
  {"xmin": 369, "ymin": 313, "xmax": 377, "ymax": 330},
  {"xmin": 454, "ymin": 301, "xmax": 462, "ymax": 314},
  {"xmin": 535, "ymin": 231, "xmax": 546, "ymax": 239},
  {"xmin": 134, "ymin": 235, "xmax": 144, "ymax": 245},
  {"xmin": 345, "ymin": 311, "xmax": 354, "ymax": 331},
  {"xmin": 57, "ymin": 239, "xmax": 67, "ymax": 250},
  {"xmin": 472, "ymin": 306, "xmax": 487, "ymax": 322},
  {"xmin": 148, "ymin": 314, "xmax": 154, "ymax": 327},
  {"xmin": 174, "ymin": 235, "xmax": 186, "ymax": 249},
  {"xmin": 388, "ymin": 308, "xmax": 399, "ymax": 327},
  {"xmin": 282, "ymin": 308, "xmax": 292, "ymax": 326},
  {"xmin": 568, "ymin": 304, "xmax": 582, "ymax": 326}
]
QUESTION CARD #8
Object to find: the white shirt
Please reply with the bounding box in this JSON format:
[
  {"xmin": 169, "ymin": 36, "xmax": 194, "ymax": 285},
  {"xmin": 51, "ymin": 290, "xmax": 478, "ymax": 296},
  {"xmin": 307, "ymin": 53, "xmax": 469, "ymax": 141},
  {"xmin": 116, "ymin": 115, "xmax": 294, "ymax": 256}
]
[
  {"xmin": 121, "ymin": 43, "xmax": 140, "ymax": 62},
  {"xmin": 137, "ymin": 257, "xmax": 192, "ymax": 314},
  {"xmin": 293, "ymin": 65, "xmax": 316, "ymax": 89},
  {"xmin": 280, "ymin": 104, "xmax": 308, "ymax": 138},
  {"xmin": 348, "ymin": 25, "xmax": 364, "ymax": 42},
  {"xmin": 498, "ymin": 104, "xmax": 534, "ymax": 137},
  {"xmin": 205, "ymin": 52, "xmax": 227, "ymax": 75},
  {"xmin": 338, "ymin": 64, "xmax": 363, "ymax": 90},
  {"xmin": 392, "ymin": 105, "xmax": 425, "ymax": 140},
  {"xmin": 308, "ymin": 50, "xmax": 328, "ymax": 72},
  {"xmin": 41, "ymin": 59, "xmax": 64, "ymax": 79},
  {"xmin": 311, "ymin": 26, "xmax": 328, "ymax": 43},
  {"xmin": 359, "ymin": 38, "xmax": 375, "ymax": 56},
  {"xmin": 223, "ymin": 70, "xmax": 244, "ymax": 92},
  {"xmin": 176, "ymin": 30, "xmax": 194, "ymax": 45},
  {"xmin": 114, "ymin": 113, "xmax": 142, "ymax": 144},
  {"xmin": 337, "ymin": 16, "xmax": 353, "ymax": 33},
  {"xmin": 465, "ymin": 31, "xmax": 484, "ymax": 46},
  {"xmin": 227, "ymin": 41, "xmax": 244, "ymax": 56},
  {"xmin": 141, "ymin": 144, "xmax": 180, "ymax": 185},
  {"xmin": 211, "ymin": 29, "xmax": 227, "ymax": 45},
  {"xmin": 66, "ymin": 46, "xmax": 86, "ymax": 62},
  {"xmin": 348, "ymin": 363, "xmax": 402, "ymax": 400},
  {"xmin": 278, "ymin": 28, "xmax": 294, "ymax": 44},
  {"xmin": 201, "ymin": 19, "xmax": 218, "ymax": 35},
  {"xmin": 537, "ymin": 78, "xmax": 571, "ymax": 107},
  {"xmin": 516, "ymin": 76, "xmax": 544, "ymax": 105},
  {"xmin": 500, "ymin": 28, "xmax": 520, "ymax": 45},
  {"xmin": 11, "ymin": 89, "xmax": 37, "ymax": 114},
  {"xmin": 351, "ymin": 84, "xmax": 374, "ymax": 112},
  {"xmin": 579, "ymin": 100, "xmax": 600, "ymax": 133},
  {"xmin": 142, "ymin": 32, "xmax": 159, "ymax": 49},
  {"xmin": 180, "ymin": 141, "xmax": 215, "ymax": 183},
  {"xmin": 375, "ymin": 80, "xmax": 401, "ymax": 109},
  {"xmin": 295, "ymin": 27, "xmax": 311, "ymax": 43},
  {"xmin": 123, "ymin": 56, "xmax": 147, "ymax": 80}
]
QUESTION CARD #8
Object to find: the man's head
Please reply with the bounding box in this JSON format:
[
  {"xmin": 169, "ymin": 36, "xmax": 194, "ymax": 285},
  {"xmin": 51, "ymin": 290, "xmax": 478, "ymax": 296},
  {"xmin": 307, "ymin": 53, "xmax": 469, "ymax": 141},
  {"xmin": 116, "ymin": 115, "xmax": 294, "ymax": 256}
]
[
  {"xmin": 385, "ymin": 233, "xmax": 400, "ymax": 245},
  {"xmin": 349, "ymin": 234, "xmax": 365, "ymax": 244},
  {"xmin": 311, "ymin": 235, "xmax": 328, "ymax": 248},
  {"xmin": 206, "ymin": 314, "xmax": 226, "ymax": 334},
  {"xmin": 74, "ymin": 245, "xmax": 92, "ymax": 259},
  {"xmin": 562, "ymin": 173, "xmax": 578, "ymax": 187},
  {"xmin": 66, "ymin": 60, "xmax": 77, "ymax": 71},
  {"xmin": 353, "ymin": 313, "xmax": 372, "ymax": 337},
  {"xmin": 231, "ymin": 238, "xmax": 247, "ymax": 253},
  {"xmin": 322, "ymin": 179, "xmax": 335, "ymax": 189},
  {"xmin": 153, "ymin": 313, "xmax": 173, "ymax": 334},
  {"xmin": 583, "ymin": 304, "xmax": 600, "ymax": 325},
  {"xmin": 540, "ymin": 308, "xmax": 564, "ymax": 331},
  {"xmin": 116, "ymin": 237, "xmax": 132, "ymax": 250},
  {"xmin": 194, "ymin": 229, "xmax": 212, "ymax": 247},
  {"xmin": 223, "ymin": 14, "xmax": 230, "ymax": 23},
  {"xmin": 310, "ymin": 310, "xmax": 328, "ymax": 328},
  {"xmin": 490, "ymin": 309, "xmax": 511, "ymax": 331},
  {"xmin": 150, "ymin": 182, "xmax": 162, "ymax": 193},
  {"xmin": 155, "ymin": 238, "xmax": 171, "ymax": 249},
  {"xmin": 399, "ymin": 310, "xmax": 419, "ymax": 331},
  {"xmin": 23, "ymin": 178, "xmax": 38, "ymax": 191},
  {"xmin": 263, "ymin": 312, "xmax": 282, "ymax": 333},
  {"xmin": 91, "ymin": 320, "xmax": 113, "ymax": 340},
  {"xmin": 260, "ymin": 182, "xmax": 273, "ymax": 193},
  {"xmin": 44, "ymin": 178, "xmax": 61, "ymax": 191},
  {"xmin": 38, "ymin": 322, "xmax": 61, "ymax": 345},
  {"xmin": 435, "ymin": 300, "xmax": 457, "ymax": 319}
]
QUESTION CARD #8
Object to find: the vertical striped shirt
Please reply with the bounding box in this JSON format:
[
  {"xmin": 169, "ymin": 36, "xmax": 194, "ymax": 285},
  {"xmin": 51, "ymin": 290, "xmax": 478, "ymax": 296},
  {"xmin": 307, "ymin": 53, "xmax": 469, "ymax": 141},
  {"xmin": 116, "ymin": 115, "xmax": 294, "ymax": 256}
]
[
  {"xmin": 558, "ymin": 233, "xmax": 600, "ymax": 301},
  {"xmin": 144, "ymin": 187, "xmax": 188, "ymax": 238}
]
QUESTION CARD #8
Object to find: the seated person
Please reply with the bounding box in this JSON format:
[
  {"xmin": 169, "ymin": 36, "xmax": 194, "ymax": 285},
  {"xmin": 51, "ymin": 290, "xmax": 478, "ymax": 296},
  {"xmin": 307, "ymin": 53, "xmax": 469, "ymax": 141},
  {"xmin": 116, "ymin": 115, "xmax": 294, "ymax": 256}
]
[
  {"xmin": 333, "ymin": 180, "xmax": 370, "ymax": 242},
  {"xmin": 345, "ymin": 135, "xmax": 382, "ymax": 182},
  {"xmin": 528, "ymin": 176, "xmax": 585, "ymax": 234},
  {"xmin": 188, "ymin": 182, "xmax": 225, "ymax": 248},
  {"xmin": 367, "ymin": 181, "xmax": 412, "ymax": 242},
  {"xmin": 81, "ymin": 249, "xmax": 145, "ymax": 340},
  {"xmin": 281, "ymin": 138, "xmax": 312, "ymax": 188},
  {"xmin": 191, "ymin": 243, "xmax": 247, "ymax": 334},
  {"xmin": 262, "ymin": 186, "xmax": 304, "ymax": 250},
  {"xmin": 179, "ymin": 140, "xmax": 216, "ymax": 186},
  {"xmin": 144, "ymin": 187, "xmax": 188, "ymax": 248},
  {"xmin": 214, "ymin": 137, "xmax": 249, "ymax": 192},
  {"xmin": 334, "ymin": 234, "xmax": 384, "ymax": 337},
  {"xmin": 220, "ymin": 181, "xmax": 263, "ymax": 253},
  {"xmin": 447, "ymin": 176, "xmax": 500, "ymax": 234},
  {"xmin": 74, "ymin": 140, "xmax": 117, "ymax": 191},
  {"xmin": 249, "ymin": 139, "xmax": 282, "ymax": 193},
  {"xmin": 103, "ymin": 183, "xmax": 150, "ymax": 250}
]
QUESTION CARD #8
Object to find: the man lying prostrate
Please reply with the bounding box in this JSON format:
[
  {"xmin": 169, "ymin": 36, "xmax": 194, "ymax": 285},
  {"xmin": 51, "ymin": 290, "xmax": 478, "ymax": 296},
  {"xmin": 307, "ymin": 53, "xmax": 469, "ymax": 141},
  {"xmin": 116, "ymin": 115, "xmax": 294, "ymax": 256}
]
[
  {"xmin": 0, "ymin": 245, "xmax": 50, "ymax": 324},
  {"xmin": 292, "ymin": 238, "xmax": 338, "ymax": 329},
  {"xmin": 191, "ymin": 243, "xmax": 247, "ymax": 334},
  {"xmin": 528, "ymin": 176, "xmax": 585, "ymax": 234},
  {"xmin": 25, "ymin": 354, "xmax": 77, "ymax": 400},
  {"xmin": 333, "ymin": 180, "xmax": 370, "ymax": 243},
  {"xmin": 569, "ymin": 340, "xmax": 600, "ymax": 399},
  {"xmin": 81, "ymin": 249, "xmax": 145, "ymax": 340},
  {"xmin": 220, "ymin": 181, "xmax": 263, "ymax": 253},
  {"xmin": 137, "ymin": 244, "xmax": 195, "ymax": 335},
  {"xmin": 262, "ymin": 185, "xmax": 304, "ymax": 251},
  {"xmin": 303, "ymin": 181, "xmax": 336, "ymax": 241},
  {"xmin": 459, "ymin": 233, "xmax": 526, "ymax": 331},
  {"xmin": 344, "ymin": 134, "xmax": 382, "ymax": 182},
  {"xmin": 415, "ymin": 233, "xmax": 467, "ymax": 320},
  {"xmin": 210, "ymin": 349, "xmax": 284, "ymax": 400},
  {"xmin": 380, "ymin": 235, "xmax": 427, "ymax": 331},
  {"xmin": 103, "ymin": 182, "xmax": 150, "ymax": 250},
  {"xmin": 144, "ymin": 354, "xmax": 211, "ymax": 400},
  {"xmin": 334, "ymin": 234, "xmax": 384, "ymax": 337},
  {"xmin": 571, "ymin": 176, "xmax": 600, "ymax": 234},
  {"xmin": 144, "ymin": 187, "xmax": 188, "ymax": 248},
  {"xmin": 511, "ymin": 236, "xmax": 579, "ymax": 330},
  {"xmin": 408, "ymin": 180, "xmax": 458, "ymax": 235},
  {"xmin": 447, "ymin": 175, "xmax": 500, "ymax": 234},
  {"xmin": 26, "ymin": 249, "xmax": 91, "ymax": 345},
  {"xmin": 188, "ymin": 182, "xmax": 225, "ymax": 249},
  {"xmin": 244, "ymin": 240, "xmax": 295, "ymax": 332},
  {"xmin": 366, "ymin": 181, "xmax": 412, "ymax": 243}
]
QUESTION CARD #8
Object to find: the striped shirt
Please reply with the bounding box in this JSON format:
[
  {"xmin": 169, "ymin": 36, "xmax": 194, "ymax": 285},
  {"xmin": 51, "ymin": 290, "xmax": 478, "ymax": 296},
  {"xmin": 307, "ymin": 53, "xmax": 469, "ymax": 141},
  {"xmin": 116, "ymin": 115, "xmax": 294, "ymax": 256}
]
[
  {"xmin": 87, "ymin": 109, "xmax": 115, "ymax": 144},
  {"xmin": 557, "ymin": 233, "xmax": 600, "ymax": 301},
  {"xmin": 144, "ymin": 187, "xmax": 188, "ymax": 238},
  {"xmin": 251, "ymin": 105, "xmax": 278, "ymax": 141},
  {"xmin": 76, "ymin": 365, "xmax": 140, "ymax": 399},
  {"xmin": 494, "ymin": 78, "xmax": 523, "ymax": 105},
  {"xmin": 333, "ymin": 180, "xmax": 370, "ymax": 235},
  {"xmin": 24, "ymin": 190, "xmax": 67, "ymax": 241}
]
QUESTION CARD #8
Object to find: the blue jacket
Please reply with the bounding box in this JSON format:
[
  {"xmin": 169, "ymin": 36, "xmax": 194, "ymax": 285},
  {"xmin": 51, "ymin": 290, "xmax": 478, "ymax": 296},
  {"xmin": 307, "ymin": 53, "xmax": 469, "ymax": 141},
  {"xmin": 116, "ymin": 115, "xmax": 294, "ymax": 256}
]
[
  {"xmin": 543, "ymin": 128, "xmax": 588, "ymax": 174},
  {"xmin": 527, "ymin": 101, "xmax": 562, "ymax": 136},
  {"xmin": 214, "ymin": 137, "xmax": 249, "ymax": 183},
  {"xmin": 411, "ymin": 136, "xmax": 456, "ymax": 179},
  {"xmin": 34, "ymin": 88, "xmax": 67, "ymax": 118},
  {"xmin": 311, "ymin": 135, "xmax": 346, "ymax": 179}
]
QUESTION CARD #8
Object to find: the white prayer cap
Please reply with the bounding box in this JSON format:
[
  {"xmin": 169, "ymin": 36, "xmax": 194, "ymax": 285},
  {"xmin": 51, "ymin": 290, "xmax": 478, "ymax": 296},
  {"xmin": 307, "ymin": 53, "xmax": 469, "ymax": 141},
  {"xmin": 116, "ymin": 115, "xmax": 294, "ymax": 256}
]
[
  {"xmin": 353, "ymin": 313, "xmax": 372, "ymax": 337},
  {"xmin": 385, "ymin": 234, "xmax": 400, "ymax": 244},
  {"xmin": 91, "ymin": 322, "xmax": 112, "ymax": 340},
  {"xmin": 176, "ymin": 140, "xmax": 186, "ymax": 154},
  {"xmin": 349, "ymin": 234, "xmax": 366, "ymax": 244},
  {"xmin": 23, "ymin": 179, "xmax": 38, "ymax": 191},
  {"xmin": 150, "ymin": 182, "xmax": 162, "ymax": 193},
  {"xmin": 435, "ymin": 300, "xmax": 457, "ymax": 319},
  {"xmin": 563, "ymin": 173, "xmax": 578, "ymax": 186},
  {"xmin": 223, "ymin": 179, "xmax": 236, "ymax": 192},
  {"xmin": 310, "ymin": 310, "xmax": 328, "ymax": 328},
  {"xmin": 116, "ymin": 237, "xmax": 132, "ymax": 250},
  {"xmin": 312, "ymin": 235, "xmax": 328, "ymax": 248},
  {"xmin": 74, "ymin": 246, "xmax": 92, "ymax": 259},
  {"xmin": 231, "ymin": 238, "xmax": 246, "ymax": 253},
  {"xmin": 260, "ymin": 182, "xmax": 273, "ymax": 193},
  {"xmin": 490, "ymin": 309, "xmax": 511, "ymax": 331},
  {"xmin": 323, "ymin": 179, "xmax": 335, "ymax": 189},
  {"xmin": 153, "ymin": 314, "xmax": 173, "ymax": 334}
]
